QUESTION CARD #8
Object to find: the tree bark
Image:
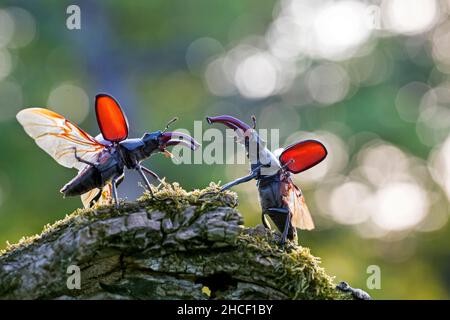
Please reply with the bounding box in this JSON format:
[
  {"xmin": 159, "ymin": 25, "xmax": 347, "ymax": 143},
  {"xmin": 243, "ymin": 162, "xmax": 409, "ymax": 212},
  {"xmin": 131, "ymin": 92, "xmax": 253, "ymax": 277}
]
[{"xmin": 0, "ymin": 184, "xmax": 350, "ymax": 300}]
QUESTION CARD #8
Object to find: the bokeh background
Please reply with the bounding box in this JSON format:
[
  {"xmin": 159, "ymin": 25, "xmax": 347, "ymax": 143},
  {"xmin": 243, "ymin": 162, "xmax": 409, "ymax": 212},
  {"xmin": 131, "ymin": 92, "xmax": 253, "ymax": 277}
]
[{"xmin": 1, "ymin": 0, "xmax": 450, "ymax": 299}]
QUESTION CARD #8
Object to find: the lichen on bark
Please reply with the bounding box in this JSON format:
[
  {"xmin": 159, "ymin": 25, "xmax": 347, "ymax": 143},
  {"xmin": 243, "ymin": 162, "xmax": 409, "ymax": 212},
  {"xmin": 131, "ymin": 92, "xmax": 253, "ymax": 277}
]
[{"xmin": 0, "ymin": 183, "xmax": 350, "ymax": 300}]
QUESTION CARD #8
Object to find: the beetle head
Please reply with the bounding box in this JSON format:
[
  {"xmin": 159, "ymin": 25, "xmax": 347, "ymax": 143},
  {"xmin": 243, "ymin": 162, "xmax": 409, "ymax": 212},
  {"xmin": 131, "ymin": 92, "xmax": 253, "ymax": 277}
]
[
  {"xmin": 206, "ymin": 115, "xmax": 281, "ymax": 175},
  {"xmin": 141, "ymin": 131, "xmax": 163, "ymax": 155},
  {"xmin": 142, "ymin": 130, "xmax": 200, "ymax": 156},
  {"xmin": 206, "ymin": 115, "xmax": 268, "ymax": 158},
  {"xmin": 158, "ymin": 131, "xmax": 200, "ymax": 152}
]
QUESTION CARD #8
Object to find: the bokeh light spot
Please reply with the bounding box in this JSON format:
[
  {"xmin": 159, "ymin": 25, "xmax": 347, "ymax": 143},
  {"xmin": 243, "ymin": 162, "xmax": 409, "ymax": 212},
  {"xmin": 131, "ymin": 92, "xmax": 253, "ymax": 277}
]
[
  {"xmin": 382, "ymin": 0, "xmax": 439, "ymax": 35},
  {"xmin": 47, "ymin": 84, "xmax": 89, "ymax": 124},
  {"xmin": 7, "ymin": 7, "xmax": 37, "ymax": 48},
  {"xmin": 314, "ymin": 1, "xmax": 372, "ymax": 60},
  {"xmin": 371, "ymin": 182, "xmax": 429, "ymax": 231},
  {"xmin": 186, "ymin": 37, "xmax": 224, "ymax": 74},
  {"xmin": 329, "ymin": 181, "xmax": 372, "ymax": 225},
  {"xmin": 306, "ymin": 63, "xmax": 350, "ymax": 105},
  {"xmin": 234, "ymin": 52, "xmax": 278, "ymax": 99},
  {"xmin": 0, "ymin": 9, "xmax": 15, "ymax": 48}
]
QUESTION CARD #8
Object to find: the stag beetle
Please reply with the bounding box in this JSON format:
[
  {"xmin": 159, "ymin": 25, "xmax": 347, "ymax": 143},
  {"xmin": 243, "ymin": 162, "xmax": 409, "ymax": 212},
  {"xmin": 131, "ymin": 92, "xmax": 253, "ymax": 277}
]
[
  {"xmin": 17, "ymin": 93, "xmax": 200, "ymax": 208},
  {"xmin": 206, "ymin": 115, "xmax": 327, "ymax": 244}
]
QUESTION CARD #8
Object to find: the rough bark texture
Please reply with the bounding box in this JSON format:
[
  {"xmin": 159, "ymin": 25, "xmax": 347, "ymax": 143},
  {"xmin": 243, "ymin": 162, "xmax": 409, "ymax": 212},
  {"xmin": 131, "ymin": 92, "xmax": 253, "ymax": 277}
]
[{"xmin": 0, "ymin": 183, "xmax": 350, "ymax": 300}]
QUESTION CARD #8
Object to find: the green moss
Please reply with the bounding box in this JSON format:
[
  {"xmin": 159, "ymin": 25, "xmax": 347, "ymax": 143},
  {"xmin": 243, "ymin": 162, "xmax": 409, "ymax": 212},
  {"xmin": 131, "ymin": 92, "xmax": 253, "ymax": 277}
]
[
  {"xmin": 0, "ymin": 182, "xmax": 349, "ymax": 300},
  {"xmin": 0, "ymin": 182, "xmax": 237, "ymax": 257},
  {"xmin": 236, "ymin": 231, "xmax": 349, "ymax": 300},
  {"xmin": 138, "ymin": 181, "xmax": 238, "ymax": 215}
]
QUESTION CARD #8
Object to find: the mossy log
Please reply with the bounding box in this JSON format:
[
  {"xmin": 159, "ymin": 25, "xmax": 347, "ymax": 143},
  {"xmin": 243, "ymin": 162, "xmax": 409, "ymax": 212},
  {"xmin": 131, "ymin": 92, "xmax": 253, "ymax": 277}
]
[{"xmin": 0, "ymin": 183, "xmax": 350, "ymax": 300}]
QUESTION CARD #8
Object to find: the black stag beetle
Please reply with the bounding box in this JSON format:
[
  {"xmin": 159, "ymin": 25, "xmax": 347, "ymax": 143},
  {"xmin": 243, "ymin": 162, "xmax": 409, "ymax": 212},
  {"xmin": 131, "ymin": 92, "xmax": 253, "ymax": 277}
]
[
  {"xmin": 17, "ymin": 94, "xmax": 200, "ymax": 208},
  {"xmin": 205, "ymin": 115, "xmax": 327, "ymax": 244}
]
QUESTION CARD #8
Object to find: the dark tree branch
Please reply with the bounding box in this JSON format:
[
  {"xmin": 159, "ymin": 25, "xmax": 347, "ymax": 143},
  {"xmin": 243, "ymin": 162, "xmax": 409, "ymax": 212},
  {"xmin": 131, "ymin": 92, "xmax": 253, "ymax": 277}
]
[{"xmin": 0, "ymin": 183, "xmax": 351, "ymax": 300}]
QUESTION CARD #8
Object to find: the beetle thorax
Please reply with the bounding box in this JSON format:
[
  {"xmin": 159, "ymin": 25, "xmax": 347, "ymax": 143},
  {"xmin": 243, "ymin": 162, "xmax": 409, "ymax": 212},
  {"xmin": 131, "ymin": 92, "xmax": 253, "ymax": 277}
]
[
  {"xmin": 118, "ymin": 138, "xmax": 148, "ymax": 168},
  {"xmin": 244, "ymin": 131, "xmax": 281, "ymax": 176}
]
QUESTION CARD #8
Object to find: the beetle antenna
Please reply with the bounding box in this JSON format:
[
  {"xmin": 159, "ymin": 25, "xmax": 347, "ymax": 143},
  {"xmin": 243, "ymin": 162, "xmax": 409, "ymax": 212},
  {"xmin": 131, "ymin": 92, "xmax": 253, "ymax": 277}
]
[
  {"xmin": 251, "ymin": 115, "xmax": 257, "ymax": 129},
  {"xmin": 163, "ymin": 117, "xmax": 178, "ymax": 133}
]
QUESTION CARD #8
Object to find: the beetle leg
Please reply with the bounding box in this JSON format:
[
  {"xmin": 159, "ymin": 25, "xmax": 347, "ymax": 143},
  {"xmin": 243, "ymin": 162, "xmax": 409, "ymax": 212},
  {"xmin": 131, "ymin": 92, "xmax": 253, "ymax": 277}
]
[
  {"xmin": 280, "ymin": 211, "xmax": 291, "ymax": 246},
  {"xmin": 111, "ymin": 174, "xmax": 124, "ymax": 208},
  {"xmin": 136, "ymin": 164, "xmax": 154, "ymax": 197},
  {"xmin": 267, "ymin": 208, "xmax": 290, "ymax": 245},
  {"xmin": 72, "ymin": 147, "xmax": 97, "ymax": 167},
  {"xmin": 220, "ymin": 171, "xmax": 259, "ymax": 192},
  {"xmin": 116, "ymin": 173, "xmax": 125, "ymax": 187},
  {"xmin": 91, "ymin": 190, "xmax": 102, "ymax": 207},
  {"xmin": 140, "ymin": 165, "xmax": 163, "ymax": 184}
]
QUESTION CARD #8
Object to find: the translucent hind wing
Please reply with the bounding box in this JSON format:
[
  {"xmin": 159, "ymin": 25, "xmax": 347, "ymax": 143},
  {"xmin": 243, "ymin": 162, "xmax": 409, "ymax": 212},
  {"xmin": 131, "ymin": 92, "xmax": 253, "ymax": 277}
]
[
  {"xmin": 16, "ymin": 108, "xmax": 105, "ymax": 171},
  {"xmin": 80, "ymin": 183, "xmax": 112, "ymax": 208},
  {"xmin": 282, "ymin": 180, "xmax": 315, "ymax": 230}
]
